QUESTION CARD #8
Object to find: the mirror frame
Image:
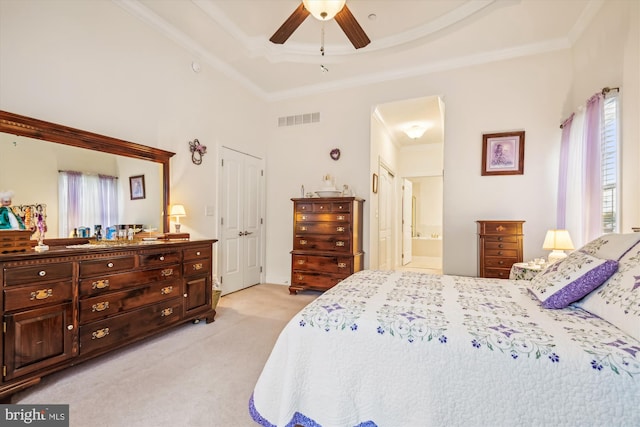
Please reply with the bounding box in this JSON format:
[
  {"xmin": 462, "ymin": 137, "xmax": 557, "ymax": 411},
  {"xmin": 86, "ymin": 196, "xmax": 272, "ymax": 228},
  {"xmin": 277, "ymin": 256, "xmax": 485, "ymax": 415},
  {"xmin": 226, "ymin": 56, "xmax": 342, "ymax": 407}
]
[{"xmin": 0, "ymin": 110, "xmax": 175, "ymax": 235}]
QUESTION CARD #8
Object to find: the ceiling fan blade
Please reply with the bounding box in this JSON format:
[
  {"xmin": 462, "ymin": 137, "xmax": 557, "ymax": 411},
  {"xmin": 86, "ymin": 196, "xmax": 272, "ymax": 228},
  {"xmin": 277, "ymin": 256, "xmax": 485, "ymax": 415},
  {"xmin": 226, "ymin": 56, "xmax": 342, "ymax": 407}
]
[
  {"xmin": 269, "ymin": 3, "xmax": 310, "ymax": 44},
  {"xmin": 334, "ymin": 4, "xmax": 370, "ymax": 49}
]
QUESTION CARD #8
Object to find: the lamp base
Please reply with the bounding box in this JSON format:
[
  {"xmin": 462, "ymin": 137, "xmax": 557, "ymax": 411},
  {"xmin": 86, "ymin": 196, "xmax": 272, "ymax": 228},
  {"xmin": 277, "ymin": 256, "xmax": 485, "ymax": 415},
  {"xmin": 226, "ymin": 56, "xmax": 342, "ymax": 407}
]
[
  {"xmin": 547, "ymin": 250, "xmax": 567, "ymax": 264},
  {"xmin": 174, "ymin": 223, "xmax": 181, "ymax": 233}
]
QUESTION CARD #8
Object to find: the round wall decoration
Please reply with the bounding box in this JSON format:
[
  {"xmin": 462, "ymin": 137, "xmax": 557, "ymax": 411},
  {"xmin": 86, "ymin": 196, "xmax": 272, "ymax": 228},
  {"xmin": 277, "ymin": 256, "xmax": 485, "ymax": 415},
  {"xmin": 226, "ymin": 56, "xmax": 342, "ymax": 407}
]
[{"xmin": 330, "ymin": 148, "xmax": 341, "ymax": 160}]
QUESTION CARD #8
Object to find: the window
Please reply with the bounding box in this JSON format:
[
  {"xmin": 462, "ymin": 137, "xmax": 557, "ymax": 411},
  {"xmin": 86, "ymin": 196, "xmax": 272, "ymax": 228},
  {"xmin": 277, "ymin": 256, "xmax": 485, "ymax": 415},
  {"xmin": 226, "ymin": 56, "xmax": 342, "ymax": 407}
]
[
  {"xmin": 58, "ymin": 171, "xmax": 119, "ymax": 238},
  {"xmin": 601, "ymin": 94, "xmax": 619, "ymax": 233}
]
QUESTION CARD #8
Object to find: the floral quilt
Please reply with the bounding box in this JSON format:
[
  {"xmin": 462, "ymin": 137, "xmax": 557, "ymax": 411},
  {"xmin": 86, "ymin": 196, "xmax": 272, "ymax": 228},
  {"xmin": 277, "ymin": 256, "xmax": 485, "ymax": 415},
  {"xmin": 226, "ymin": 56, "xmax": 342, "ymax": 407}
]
[{"xmin": 250, "ymin": 270, "xmax": 640, "ymax": 427}]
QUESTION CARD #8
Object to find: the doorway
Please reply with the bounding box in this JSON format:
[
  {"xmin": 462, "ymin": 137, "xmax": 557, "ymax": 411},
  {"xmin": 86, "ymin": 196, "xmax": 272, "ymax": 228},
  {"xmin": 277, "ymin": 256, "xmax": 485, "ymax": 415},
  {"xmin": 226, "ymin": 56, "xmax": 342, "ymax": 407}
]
[
  {"xmin": 219, "ymin": 147, "xmax": 265, "ymax": 294},
  {"xmin": 371, "ymin": 95, "xmax": 444, "ymax": 273}
]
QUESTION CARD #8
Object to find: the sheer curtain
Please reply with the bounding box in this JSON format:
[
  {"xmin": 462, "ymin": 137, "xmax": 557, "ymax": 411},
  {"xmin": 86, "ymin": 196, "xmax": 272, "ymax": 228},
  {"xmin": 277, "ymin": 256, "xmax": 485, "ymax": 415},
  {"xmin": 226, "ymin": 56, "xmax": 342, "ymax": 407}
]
[
  {"xmin": 59, "ymin": 171, "xmax": 119, "ymax": 237},
  {"xmin": 557, "ymin": 92, "xmax": 604, "ymax": 248}
]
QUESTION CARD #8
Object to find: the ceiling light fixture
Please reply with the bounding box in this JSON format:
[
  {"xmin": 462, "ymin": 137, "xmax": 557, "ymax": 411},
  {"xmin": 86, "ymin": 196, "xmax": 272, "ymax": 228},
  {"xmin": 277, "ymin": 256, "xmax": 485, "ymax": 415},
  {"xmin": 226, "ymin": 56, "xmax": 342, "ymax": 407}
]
[
  {"xmin": 303, "ymin": 0, "xmax": 346, "ymax": 21},
  {"xmin": 404, "ymin": 125, "xmax": 427, "ymax": 139}
]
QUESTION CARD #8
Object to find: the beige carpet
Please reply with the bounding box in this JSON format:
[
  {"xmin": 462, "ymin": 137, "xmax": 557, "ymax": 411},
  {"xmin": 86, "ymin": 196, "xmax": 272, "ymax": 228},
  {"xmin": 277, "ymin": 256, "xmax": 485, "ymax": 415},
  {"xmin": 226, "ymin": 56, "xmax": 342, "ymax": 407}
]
[{"xmin": 13, "ymin": 284, "xmax": 319, "ymax": 427}]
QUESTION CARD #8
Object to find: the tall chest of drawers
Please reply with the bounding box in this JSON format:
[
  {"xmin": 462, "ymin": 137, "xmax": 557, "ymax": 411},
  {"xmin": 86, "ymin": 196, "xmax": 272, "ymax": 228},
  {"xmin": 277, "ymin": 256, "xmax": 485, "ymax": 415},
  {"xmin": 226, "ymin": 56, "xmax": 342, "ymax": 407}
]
[
  {"xmin": 477, "ymin": 220, "xmax": 524, "ymax": 278},
  {"xmin": 290, "ymin": 197, "xmax": 364, "ymax": 294}
]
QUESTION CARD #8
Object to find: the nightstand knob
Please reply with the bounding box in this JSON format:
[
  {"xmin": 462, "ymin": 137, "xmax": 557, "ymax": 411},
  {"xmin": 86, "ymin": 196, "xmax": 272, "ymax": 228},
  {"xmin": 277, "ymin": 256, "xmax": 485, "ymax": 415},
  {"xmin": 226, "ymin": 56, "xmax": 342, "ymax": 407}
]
[{"xmin": 497, "ymin": 251, "xmax": 503, "ymax": 255}]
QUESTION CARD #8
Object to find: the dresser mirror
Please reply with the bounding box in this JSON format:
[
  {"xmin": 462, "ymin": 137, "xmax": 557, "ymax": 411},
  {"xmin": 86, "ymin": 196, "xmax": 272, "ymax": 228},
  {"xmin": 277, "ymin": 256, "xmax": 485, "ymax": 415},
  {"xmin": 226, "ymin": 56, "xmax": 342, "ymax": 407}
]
[{"xmin": 0, "ymin": 110, "xmax": 175, "ymax": 240}]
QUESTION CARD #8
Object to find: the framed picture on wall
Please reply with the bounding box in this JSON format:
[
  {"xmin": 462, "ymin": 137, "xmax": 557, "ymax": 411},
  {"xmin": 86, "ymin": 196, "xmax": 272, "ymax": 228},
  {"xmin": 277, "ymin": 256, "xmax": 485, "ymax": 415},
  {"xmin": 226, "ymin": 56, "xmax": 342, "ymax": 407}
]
[
  {"xmin": 481, "ymin": 131, "xmax": 525, "ymax": 176},
  {"xmin": 129, "ymin": 175, "xmax": 146, "ymax": 200}
]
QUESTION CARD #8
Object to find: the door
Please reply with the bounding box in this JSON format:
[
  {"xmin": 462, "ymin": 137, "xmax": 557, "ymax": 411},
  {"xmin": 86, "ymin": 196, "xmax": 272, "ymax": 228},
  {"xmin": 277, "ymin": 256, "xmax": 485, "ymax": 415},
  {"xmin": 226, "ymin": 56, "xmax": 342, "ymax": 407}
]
[
  {"xmin": 378, "ymin": 166, "xmax": 394, "ymax": 269},
  {"xmin": 402, "ymin": 179, "xmax": 413, "ymax": 265},
  {"xmin": 220, "ymin": 147, "xmax": 264, "ymax": 294}
]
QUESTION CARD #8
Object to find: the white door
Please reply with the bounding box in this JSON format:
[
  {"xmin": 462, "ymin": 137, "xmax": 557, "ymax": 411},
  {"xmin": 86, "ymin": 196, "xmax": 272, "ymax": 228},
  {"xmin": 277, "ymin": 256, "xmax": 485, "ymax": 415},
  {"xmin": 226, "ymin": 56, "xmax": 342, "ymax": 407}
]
[
  {"xmin": 378, "ymin": 166, "xmax": 394, "ymax": 270},
  {"xmin": 402, "ymin": 179, "xmax": 413, "ymax": 265},
  {"xmin": 220, "ymin": 147, "xmax": 263, "ymax": 294}
]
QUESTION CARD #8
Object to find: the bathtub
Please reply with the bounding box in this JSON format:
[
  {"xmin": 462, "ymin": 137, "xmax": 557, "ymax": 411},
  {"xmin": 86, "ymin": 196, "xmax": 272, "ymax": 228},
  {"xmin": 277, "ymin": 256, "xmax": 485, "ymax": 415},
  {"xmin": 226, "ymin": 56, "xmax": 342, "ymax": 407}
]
[{"xmin": 412, "ymin": 237, "xmax": 442, "ymax": 257}]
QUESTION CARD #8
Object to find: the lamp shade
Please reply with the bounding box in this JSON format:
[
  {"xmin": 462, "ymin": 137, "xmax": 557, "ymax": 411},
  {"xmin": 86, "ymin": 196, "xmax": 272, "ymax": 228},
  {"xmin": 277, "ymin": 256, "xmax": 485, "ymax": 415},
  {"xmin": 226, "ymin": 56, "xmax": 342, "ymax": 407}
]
[
  {"xmin": 170, "ymin": 204, "xmax": 186, "ymax": 217},
  {"xmin": 542, "ymin": 229, "xmax": 574, "ymax": 250},
  {"xmin": 303, "ymin": 0, "xmax": 346, "ymax": 21}
]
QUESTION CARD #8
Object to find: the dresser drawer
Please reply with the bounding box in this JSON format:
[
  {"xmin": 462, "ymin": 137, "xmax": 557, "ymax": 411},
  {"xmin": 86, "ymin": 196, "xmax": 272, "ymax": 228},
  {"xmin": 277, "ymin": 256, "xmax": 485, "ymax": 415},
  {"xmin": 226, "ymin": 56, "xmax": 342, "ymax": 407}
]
[
  {"xmin": 292, "ymin": 254, "xmax": 352, "ymax": 274},
  {"xmin": 293, "ymin": 235, "xmax": 351, "ymax": 252},
  {"xmin": 295, "ymin": 223, "xmax": 350, "ymax": 235},
  {"xmin": 79, "ymin": 279, "xmax": 182, "ymax": 324},
  {"xmin": 79, "ymin": 265, "xmax": 181, "ymax": 296},
  {"xmin": 296, "ymin": 213, "xmax": 350, "ymax": 222},
  {"xmin": 4, "ymin": 281, "xmax": 73, "ymax": 312},
  {"xmin": 484, "ymin": 248, "xmax": 519, "ymax": 258},
  {"xmin": 183, "ymin": 245, "xmax": 211, "ymax": 261},
  {"xmin": 484, "ymin": 268, "xmax": 512, "ymax": 279},
  {"xmin": 139, "ymin": 251, "xmax": 181, "ymax": 267},
  {"xmin": 79, "ymin": 297, "xmax": 183, "ymax": 356},
  {"xmin": 4, "ymin": 263, "xmax": 73, "ymax": 287},
  {"xmin": 79, "ymin": 255, "xmax": 136, "ymax": 277},
  {"xmin": 183, "ymin": 258, "xmax": 211, "ymax": 276},
  {"xmin": 483, "ymin": 235, "xmax": 519, "ymax": 245},
  {"xmin": 331, "ymin": 202, "xmax": 351, "ymax": 212},
  {"xmin": 478, "ymin": 222, "xmax": 523, "ymax": 235},
  {"xmin": 291, "ymin": 271, "xmax": 346, "ymax": 291},
  {"xmin": 483, "ymin": 257, "xmax": 518, "ymax": 268}
]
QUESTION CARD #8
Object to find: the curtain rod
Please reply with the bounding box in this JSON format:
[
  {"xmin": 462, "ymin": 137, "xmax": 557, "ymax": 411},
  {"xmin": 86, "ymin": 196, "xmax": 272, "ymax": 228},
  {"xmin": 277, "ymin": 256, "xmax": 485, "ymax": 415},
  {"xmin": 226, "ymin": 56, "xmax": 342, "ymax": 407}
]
[
  {"xmin": 58, "ymin": 169, "xmax": 119, "ymax": 179},
  {"xmin": 560, "ymin": 87, "xmax": 620, "ymax": 128}
]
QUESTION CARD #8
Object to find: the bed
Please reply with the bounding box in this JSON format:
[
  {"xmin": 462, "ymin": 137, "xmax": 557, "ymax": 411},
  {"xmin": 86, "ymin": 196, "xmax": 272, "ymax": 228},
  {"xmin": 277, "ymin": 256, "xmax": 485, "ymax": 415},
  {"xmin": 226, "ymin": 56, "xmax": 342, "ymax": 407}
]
[{"xmin": 250, "ymin": 234, "xmax": 640, "ymax": 427}]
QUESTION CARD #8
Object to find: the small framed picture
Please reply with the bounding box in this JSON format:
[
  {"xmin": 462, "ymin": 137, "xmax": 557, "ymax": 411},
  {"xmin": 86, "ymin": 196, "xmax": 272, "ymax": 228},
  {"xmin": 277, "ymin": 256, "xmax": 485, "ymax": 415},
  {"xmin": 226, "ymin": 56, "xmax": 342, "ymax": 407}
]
[
  {"xmin": 129, "ymin": 175, "xmax": 146, "ymax": 200},
  {"xmin": 372, "ymin": 173, "xmax": 378, "ymax": 194},
  {"xmin": 482, "ymin": 131, "xmax": 525, "ymax": 176}
]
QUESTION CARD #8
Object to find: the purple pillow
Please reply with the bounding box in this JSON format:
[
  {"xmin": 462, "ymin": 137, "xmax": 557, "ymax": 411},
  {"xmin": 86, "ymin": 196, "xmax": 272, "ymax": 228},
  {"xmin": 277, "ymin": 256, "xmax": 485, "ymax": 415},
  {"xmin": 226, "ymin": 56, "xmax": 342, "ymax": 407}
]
[{"xmin": 527, "ymin": 252, "xmax": 618, "ymax": 309}]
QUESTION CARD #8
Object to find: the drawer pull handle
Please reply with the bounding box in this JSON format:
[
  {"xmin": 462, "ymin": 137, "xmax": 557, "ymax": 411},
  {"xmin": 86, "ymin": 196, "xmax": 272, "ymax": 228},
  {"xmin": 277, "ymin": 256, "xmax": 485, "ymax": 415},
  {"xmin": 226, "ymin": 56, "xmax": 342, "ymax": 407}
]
[
  {"xmin": 319, "ymin": 206, "xmax": 324, "ymax": 209},
  {"xmin": 161, "ymin": 269, "xmax": 174, "ymax": 277},
  {"xmin": 497, "ymin": 237, "xmax": 503, "ymax": 242},
  {"xmin": 301, "ymin": 206, "xmax": 307, "ymax": 210},
  {"xmin": 337, "ymin": 262, "xmax": 347, "ymax": 268},
  {"xmin": 297, "ymin": 259, "xmax": 305, "ymax": 265},
  {"xmin": 498, "ymin": 244, "xmax": 503, "ymax": 248},
  {"xmin": 161, "ymin": 286, "xmax": 174, "ymax": 295},
  {"xmin": 300, "ymin": 239, "xmax": 307, "ymax": 245},
  {"xmin": 67, "ymin": 325, "xmax": 74, "ymax": 331},
  {"xmin": 300, "ymin": 226, "xmax": 307, "ymax": 231},
  {"xmin": 107, "ymin": 262, "xmax": 114, "ymax": 268},
  {"xmin": 196, "ymin": 251, "xmax": 201, "ymax": 256},
  {"xmin": 92, "ymin": 279, "xmax": 110, "ymax": 290},
  {"xmin": 161, "ymin": 307, "xmax": 174, "ymax": 317},
  {"xmin": 38, "ymin": 270, "xmax": 46, "ymax": 277},
  {"xmin": 30, "ymin": 289, "xmax": 52, "ymax": 300},
  {"xmin": 92, "ymin": 302, "xmax": 109, "ymax": 312},
  {"xmin": 336, "ymin": 226, "xmax": 345, "ymax": 232},
  {"xmin": 335, "ymin": 241, "xmax": 345, "ymax": 247},
  {"xmin": 159, "ymin": 256, "xmax": 165, "ymax": 261},
  {"xmin": 497, "ymin": 251, "xmax": 503, "ymax": 255},
  {"xmin": 192, "ymin": 263, "xmax": 203, "ymax": 271},
  {"xmin": 498, "ymin": 261, "xmax": 504, "ymax": 265},
  {"xmin": 337, "ymin": 215, "xmax": 345, "ymax": 220},
  {"xmin": 338, "ymin": 205, "xmax": 343, "ymax": 209},
  {"xmin": 92, "ymin": 328, "xmax": 110, "ymax": 340},
  {"xmin": 301, "ymin": 215, "xmax": 307, "ymax": 220},
  {"xmin": 297, "ymin": 274, "xmax": 304, "ymax": 280}
]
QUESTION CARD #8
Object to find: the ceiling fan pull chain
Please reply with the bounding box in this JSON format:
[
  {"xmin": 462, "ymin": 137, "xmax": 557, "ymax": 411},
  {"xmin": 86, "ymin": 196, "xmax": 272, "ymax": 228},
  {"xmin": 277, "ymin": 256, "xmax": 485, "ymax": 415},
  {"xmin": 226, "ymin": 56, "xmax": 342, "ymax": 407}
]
[{"xmin": 320, "ymin": 24, "xmax": 325, "ymax": 56}]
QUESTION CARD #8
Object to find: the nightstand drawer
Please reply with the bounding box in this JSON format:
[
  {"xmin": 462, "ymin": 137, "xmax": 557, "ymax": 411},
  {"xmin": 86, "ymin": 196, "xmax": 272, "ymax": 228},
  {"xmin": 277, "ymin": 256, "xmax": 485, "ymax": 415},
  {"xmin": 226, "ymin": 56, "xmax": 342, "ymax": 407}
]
[
  {"xmin": 477, "ymin": 222, "xmax": 523, "ymax": 235},
  {"xmin": 483, "ymin": 257, "xmax": 518, "ymax": 268},
  {"xmin": 484, "ymin": 248, "xmax": 519, "ymax": 257},
  {"xmin": 483, "ymin": 268, "xmax": 512, "ymax": 279}
]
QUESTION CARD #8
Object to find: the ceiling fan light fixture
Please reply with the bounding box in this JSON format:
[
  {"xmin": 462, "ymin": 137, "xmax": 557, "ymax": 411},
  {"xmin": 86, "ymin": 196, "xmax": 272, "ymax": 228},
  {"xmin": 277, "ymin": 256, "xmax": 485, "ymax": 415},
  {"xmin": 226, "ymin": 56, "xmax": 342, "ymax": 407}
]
[
  {"xmin": 303, "ymin": 0, "xmax": 346, "ymax": 21},
  {"xmin": 404, "ymin": 125, "xmax": 427, "ymax": 139}
]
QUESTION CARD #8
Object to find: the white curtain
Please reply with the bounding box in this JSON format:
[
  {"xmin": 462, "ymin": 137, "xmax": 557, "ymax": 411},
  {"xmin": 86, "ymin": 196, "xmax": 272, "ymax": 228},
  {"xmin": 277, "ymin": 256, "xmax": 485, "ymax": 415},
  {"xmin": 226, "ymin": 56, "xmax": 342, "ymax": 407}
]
[
  {"xmin": 59, "ymin": 171, "xmax": 119, "ymax": 237},
  {"xmin": 564, "ymin": 108, "xmax": 586, "ymax": 248}
]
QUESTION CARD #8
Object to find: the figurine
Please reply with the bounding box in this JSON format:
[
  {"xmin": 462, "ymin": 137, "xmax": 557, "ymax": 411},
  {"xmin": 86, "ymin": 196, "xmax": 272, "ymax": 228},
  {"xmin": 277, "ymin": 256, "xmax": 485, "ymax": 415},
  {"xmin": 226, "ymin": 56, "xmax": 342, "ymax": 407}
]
[{"xmin": 0, "ymin": 190, "xmax": 26, "ymax": 230}]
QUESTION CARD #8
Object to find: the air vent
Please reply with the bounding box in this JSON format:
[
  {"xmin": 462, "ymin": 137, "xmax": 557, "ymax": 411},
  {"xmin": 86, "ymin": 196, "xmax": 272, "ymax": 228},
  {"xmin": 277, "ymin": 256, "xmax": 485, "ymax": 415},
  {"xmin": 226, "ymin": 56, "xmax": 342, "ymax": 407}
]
[{"xmin": 278, "ymin": 112, "xmax": 320, "ymax": 127}]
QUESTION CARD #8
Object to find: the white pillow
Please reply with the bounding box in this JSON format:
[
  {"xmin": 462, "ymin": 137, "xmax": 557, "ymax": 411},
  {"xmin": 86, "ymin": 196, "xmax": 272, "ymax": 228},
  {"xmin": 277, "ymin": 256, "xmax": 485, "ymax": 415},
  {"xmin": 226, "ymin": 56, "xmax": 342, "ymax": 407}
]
[
  {"xmin": 578, "ymin": 233, "xmax": 640, "ymax": 260},
  {"xmin": 575, "ymin": 244, "xmax": 640, "ymax": 341},
  {"xmin": 527, "ymin": 251, "xmax": 618, "ymax": 309}
]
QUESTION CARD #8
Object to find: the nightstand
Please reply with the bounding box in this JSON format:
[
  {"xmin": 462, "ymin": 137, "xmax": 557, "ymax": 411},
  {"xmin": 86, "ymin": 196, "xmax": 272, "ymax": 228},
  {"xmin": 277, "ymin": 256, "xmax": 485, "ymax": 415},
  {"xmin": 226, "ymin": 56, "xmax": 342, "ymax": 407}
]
[{"xmin": 509, "ymin": 262, "xmax": 545, "ymax": 280}]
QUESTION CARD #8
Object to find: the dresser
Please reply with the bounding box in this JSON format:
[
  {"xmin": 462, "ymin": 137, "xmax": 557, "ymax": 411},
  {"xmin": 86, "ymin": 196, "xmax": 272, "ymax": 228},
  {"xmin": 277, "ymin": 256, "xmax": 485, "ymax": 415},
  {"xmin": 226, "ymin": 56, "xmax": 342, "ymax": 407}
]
[
  {"xmin": 0, "ymin": 239, "xmax": 216, "ymax": 401},
  {"xmin": 477, "ymin": 220, "xmax": 524, "ymax": 278},
  {"xmin": 290, "ymin": 197, "xmax": 364, "ymax": 294}
]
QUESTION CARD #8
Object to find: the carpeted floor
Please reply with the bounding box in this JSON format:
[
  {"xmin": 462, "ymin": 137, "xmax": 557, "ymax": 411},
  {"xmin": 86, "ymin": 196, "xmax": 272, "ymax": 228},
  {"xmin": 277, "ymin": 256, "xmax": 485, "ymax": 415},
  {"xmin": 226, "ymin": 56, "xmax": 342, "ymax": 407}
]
[{"xmin": 13, "ymin": 284, "xmax": 320, "ymax": 427}]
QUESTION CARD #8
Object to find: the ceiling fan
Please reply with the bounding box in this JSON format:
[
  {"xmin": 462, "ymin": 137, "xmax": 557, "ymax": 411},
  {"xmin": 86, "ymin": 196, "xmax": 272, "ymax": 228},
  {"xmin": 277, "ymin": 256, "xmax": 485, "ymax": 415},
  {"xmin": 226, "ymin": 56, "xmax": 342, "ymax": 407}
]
[{"xmin": 270, "ymin": 0, "xmax": 371, "ymax": 50}]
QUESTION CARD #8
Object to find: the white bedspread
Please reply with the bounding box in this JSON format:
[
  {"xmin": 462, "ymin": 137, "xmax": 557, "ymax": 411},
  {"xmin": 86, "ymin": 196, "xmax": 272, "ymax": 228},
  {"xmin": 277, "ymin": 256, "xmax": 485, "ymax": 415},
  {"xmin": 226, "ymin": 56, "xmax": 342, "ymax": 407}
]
[{"xmin": 250, "ymin": 270, "xmax": 640, "ymax": 427}]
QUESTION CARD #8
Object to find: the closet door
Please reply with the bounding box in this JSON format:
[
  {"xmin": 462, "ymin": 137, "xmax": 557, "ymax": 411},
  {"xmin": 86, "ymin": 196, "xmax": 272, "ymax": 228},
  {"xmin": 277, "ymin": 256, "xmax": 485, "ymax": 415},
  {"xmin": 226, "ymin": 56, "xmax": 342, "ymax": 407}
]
[{"xmin": 220, "ymin": 147, "xmax": 263, "ymax": 294}]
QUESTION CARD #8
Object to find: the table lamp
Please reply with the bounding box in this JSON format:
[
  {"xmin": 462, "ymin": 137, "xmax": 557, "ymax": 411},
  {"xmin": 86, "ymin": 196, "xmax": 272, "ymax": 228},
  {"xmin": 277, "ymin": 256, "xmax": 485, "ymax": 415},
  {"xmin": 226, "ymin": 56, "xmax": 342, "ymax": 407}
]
[
  {"xmin": 170, "ymin": 204, "xmax": 186, "ymax": 233},
  {"xmin": 543, "ymin": 229, "xmax": 574, "ymax": 263}
]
